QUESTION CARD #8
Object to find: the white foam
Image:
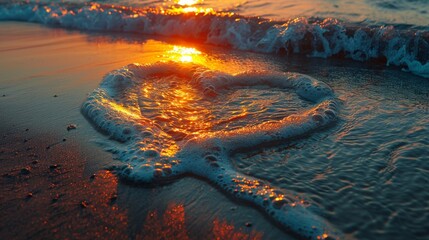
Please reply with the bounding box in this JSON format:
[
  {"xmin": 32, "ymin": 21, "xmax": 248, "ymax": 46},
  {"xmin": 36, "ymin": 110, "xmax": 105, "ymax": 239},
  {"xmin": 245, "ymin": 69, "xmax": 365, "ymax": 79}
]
[
  {"xmin": 81, "ymin": 61, "xmax": 340, "ymax": 239},
  {"xmin": 1, "ymin": 2, "xmax": 428, "ymax": 78}
]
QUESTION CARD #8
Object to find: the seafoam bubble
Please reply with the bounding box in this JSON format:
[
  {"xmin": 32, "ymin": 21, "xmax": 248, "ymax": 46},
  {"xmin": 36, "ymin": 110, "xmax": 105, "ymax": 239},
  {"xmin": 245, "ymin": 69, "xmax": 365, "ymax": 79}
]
[{"xmin": 81, "ymin": 61, "xmax": 340, "ymax": 239}]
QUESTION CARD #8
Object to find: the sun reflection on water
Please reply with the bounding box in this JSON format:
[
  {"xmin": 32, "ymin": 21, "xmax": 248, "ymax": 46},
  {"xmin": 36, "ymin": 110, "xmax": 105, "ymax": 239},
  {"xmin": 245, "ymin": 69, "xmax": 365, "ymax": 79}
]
[
  {"xmin": 177, "ymin": 0, "xmax": 201, "ymax": 6},
  {"xmin": 168, "ymin": 46, "xmax": 203, "ymax": 63},
  {"xmin": 169, "ymin": 0, "xmax": 216, "ymax": 15},
  {"xmin": 140, "ymin": 79, "xmax": 213, "ymax": 143}
]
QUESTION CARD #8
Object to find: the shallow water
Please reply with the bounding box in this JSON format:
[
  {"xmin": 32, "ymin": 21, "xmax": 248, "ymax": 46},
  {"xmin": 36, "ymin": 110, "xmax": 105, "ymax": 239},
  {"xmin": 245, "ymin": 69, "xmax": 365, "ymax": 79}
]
[{"xmin": 1, "ymin": 0, "xmax": 429, "ymax": 239}]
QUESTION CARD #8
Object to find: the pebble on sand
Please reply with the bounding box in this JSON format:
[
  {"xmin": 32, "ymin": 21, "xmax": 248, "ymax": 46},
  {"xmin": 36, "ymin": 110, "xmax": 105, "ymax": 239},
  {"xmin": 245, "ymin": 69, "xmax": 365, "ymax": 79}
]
[
  {"xmin": 49, "ymin": 164, "xmax": 59, "ymax": 170},
  {"xmin": 67, "ymin": 124, "xmax": 77, "ymax": 131},
  {"xmin": 20, "ymin": 167, "xmax": 31, "ymax": 175},
  {"xmin": 80, "ymin": 201, "xmax": 88, "ymax": 208},
  {"xmin": 110, "ymin": 194, "xmax": 118, "ymax": 202},
  {"xmin": 52, "ymin": 194, "xmax": 60, "ymax": 203}
]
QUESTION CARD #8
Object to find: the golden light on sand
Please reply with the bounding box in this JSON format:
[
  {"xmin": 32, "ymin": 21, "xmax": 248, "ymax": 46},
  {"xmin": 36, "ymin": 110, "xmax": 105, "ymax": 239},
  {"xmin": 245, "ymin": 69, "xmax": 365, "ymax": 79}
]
[
  {"xmin": 168, "ymin": 46, "xmax": 203, "ymax": 63},
  {"xmin": 317, "ymin": 233, "xmax": 330, "ymax": 240},
  {"xmin": 141, "ymin": 203, "xmax": 262, "ymax": 239}
]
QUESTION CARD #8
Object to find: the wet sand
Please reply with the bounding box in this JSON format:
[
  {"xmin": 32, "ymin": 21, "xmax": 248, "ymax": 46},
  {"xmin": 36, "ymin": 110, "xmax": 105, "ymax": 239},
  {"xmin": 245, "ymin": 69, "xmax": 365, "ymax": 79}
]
[
  {"xmin": 0, "ymin": 22, "xmax": 292, "ymax": 239},
  {"xmin": 2, "ymin": 21, "xmax": 428, "ymax": 240}
]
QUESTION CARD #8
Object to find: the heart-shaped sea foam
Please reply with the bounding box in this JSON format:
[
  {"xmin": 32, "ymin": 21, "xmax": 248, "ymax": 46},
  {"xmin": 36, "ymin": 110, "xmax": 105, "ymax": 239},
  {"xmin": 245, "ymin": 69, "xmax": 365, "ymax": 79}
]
[{"xmin": 82, "ymin": 61, "xmax": 340, "ymax": 240}]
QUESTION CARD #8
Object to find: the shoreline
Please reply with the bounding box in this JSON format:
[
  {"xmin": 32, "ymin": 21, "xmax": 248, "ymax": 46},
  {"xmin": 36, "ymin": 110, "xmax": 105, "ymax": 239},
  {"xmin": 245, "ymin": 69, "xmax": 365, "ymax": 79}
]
[
  {"xmin": 0, "ymin": 21, "xmax": 291, "ymax": 240},
  {"xmin": 2, "ymin": 20, "xmax": 429, "ymax": 240}
]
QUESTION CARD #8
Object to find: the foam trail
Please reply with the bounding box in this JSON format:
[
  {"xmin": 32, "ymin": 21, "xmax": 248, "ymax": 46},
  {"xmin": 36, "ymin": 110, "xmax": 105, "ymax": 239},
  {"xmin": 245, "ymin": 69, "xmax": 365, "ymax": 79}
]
[
  {"xmin": 0, "ymin": 2, "xmax": 428, "ymax": 78},
  {"xmin": 81, "ymin": 61, "xmax": 340, "ymax": 239}
]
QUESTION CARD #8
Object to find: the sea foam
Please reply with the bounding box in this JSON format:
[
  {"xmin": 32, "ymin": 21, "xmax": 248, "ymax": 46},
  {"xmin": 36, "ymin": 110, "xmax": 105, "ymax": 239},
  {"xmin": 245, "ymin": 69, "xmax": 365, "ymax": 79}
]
[
  {"xmin": 0, "ymin": 2, "xmax": 428, "ymax": 78},
  {"xmin": 81, "ymin": 61, "xmax": 340, "ymax": 239}
]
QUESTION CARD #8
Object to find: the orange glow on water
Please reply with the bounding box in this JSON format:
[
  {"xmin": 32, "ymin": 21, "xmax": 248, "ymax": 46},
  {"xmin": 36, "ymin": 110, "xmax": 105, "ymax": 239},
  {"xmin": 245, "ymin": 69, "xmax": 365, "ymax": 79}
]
[
  {"xmin": 141, "ymin": 80, "xmax": 213, "ymax": 141},
  {"xmin": 177, "ymin": 0, "xmax": 201, "ymax": 6},
  {"xmin": 180, "ymin": 6, "xmax": 214, "ymax": 14},
  {"xmin": 107, "ymin": 101, "xmax": 141, "ymax": 119},
  {"xmin": 168, "ymin": 46, "xmax": 203, "ymax": 63}
]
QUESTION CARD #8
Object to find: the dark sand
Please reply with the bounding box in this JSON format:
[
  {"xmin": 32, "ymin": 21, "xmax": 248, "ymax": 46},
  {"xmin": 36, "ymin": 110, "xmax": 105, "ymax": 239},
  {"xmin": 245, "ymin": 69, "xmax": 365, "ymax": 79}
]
[{"xmin": 0, "ymin": 22, "xmax": 292, "ymax": 239}]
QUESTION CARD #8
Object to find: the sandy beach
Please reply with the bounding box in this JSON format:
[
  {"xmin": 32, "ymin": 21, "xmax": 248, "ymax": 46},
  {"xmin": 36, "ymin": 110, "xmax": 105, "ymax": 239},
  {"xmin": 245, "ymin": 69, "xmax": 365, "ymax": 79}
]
[
  {"xmin": 0, "ymin": 22, "xmax": 294, "ymax": 239},
  {"xmin": 1, "ymin": 18, "xmax": 429, "ymax": 240}
]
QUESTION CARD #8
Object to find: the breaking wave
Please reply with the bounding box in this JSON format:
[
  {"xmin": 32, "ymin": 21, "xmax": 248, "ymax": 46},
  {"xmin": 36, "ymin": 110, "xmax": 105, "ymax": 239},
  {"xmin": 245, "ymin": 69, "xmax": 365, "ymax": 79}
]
[{"xmin": 0, "ymin": 1, "xmax": 428, "ymax": 78}]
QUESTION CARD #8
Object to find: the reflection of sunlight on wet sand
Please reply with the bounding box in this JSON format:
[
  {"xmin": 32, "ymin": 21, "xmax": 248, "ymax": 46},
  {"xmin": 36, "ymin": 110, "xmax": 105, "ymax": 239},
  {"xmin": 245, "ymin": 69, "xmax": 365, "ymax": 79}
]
[
  {"xmin": 213, "ymin": 219, "xmax": 263, "ymax": 240},
  {"xmin": 142, "ymin": 204, "xmax": 189, "ymax": 240},
  {"xmin": 141, "ymin": 203, "xmax": 263, "ymax": 240},
  {"xmin": 137, "ymin": 40, "xmax": 269, "ymax": 74}
]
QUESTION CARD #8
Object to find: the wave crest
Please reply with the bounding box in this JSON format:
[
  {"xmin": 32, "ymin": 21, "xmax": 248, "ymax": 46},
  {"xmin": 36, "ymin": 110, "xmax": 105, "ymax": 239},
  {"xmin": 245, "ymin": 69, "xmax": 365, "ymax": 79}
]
[{"xmin": 1, "ymin": 2, "xmax": 428, "ymax": 78}]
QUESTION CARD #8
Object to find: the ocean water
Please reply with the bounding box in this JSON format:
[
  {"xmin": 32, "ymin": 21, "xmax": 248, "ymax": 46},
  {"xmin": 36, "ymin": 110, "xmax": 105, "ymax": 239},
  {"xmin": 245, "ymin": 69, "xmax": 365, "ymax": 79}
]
[
  {"xmin": 1, "ymin": 0, "xmax": 429, "ymax": 240},
  {"xmin": 1, "ymin": 0, "xmax": 428, "ymax": 78}
]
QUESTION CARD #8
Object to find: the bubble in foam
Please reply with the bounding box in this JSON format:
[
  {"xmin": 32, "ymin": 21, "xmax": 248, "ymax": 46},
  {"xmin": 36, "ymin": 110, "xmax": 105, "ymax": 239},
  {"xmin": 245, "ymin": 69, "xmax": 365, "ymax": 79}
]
[{"xmin": 82, "ymin": 61, "xmax": 340, "ymax": 239}]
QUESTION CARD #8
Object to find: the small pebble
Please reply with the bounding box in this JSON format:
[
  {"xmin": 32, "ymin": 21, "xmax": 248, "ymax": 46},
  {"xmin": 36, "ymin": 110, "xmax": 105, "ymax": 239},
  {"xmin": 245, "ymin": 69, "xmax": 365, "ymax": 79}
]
[
  {"xmin": 25, "ymin": 128, "xmax": 29, "ymax": 132},
  {"xmin": 245, "ymin": 222, "xmax": 253, "ymax": 227},
  {"xmin": 26, "ymin": 192, "xmax": 33, "ymax": 199},
  {"xmin": 230, "ymin": 206, "xmax": 237, "ymax": 211},
  {"xmin": 62, "ymin": 138, "xmax": 66, "ymax": 142},
  {"xmin": 90, "ymin": 174, "xmax": 96, "ymax": 180},
  {"xmin": 52, "ymin": 194, "xmax": 60, "ymax": 203},
  {"xmin": 32, "ymin": 160, "xmax": 39, "ymax": 164},
  {"xmin": 46, "ymin": 146, "xmax": 50, "ymax": 150},
  {"xmin": 49, "ymin": 164, "xmax": 59, "ymax": 170},
  {"xmin": 20, "ymin": 167, "xmax": 31, "ymax": 175},
  {"xmin": 67, "ymin": 124, "xmax": 77, "ymax": 131},
  {"xmin": 23, "ymin": 139, "xmax": 28, "ymax": 143},
  {"xmin": 53, "ymin": 95, "xmax": 58, "ymax": 97},
  {"xmin": 80, "ymin": 201, "xmax": 88, "ymax": 208},
  {"xmin": 2, "ymin": 94, "xmax": 5, "ymax": 97},
  {"xmin": 110, "ymin": 194, "xmax": 118, "ymax": 202}
]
